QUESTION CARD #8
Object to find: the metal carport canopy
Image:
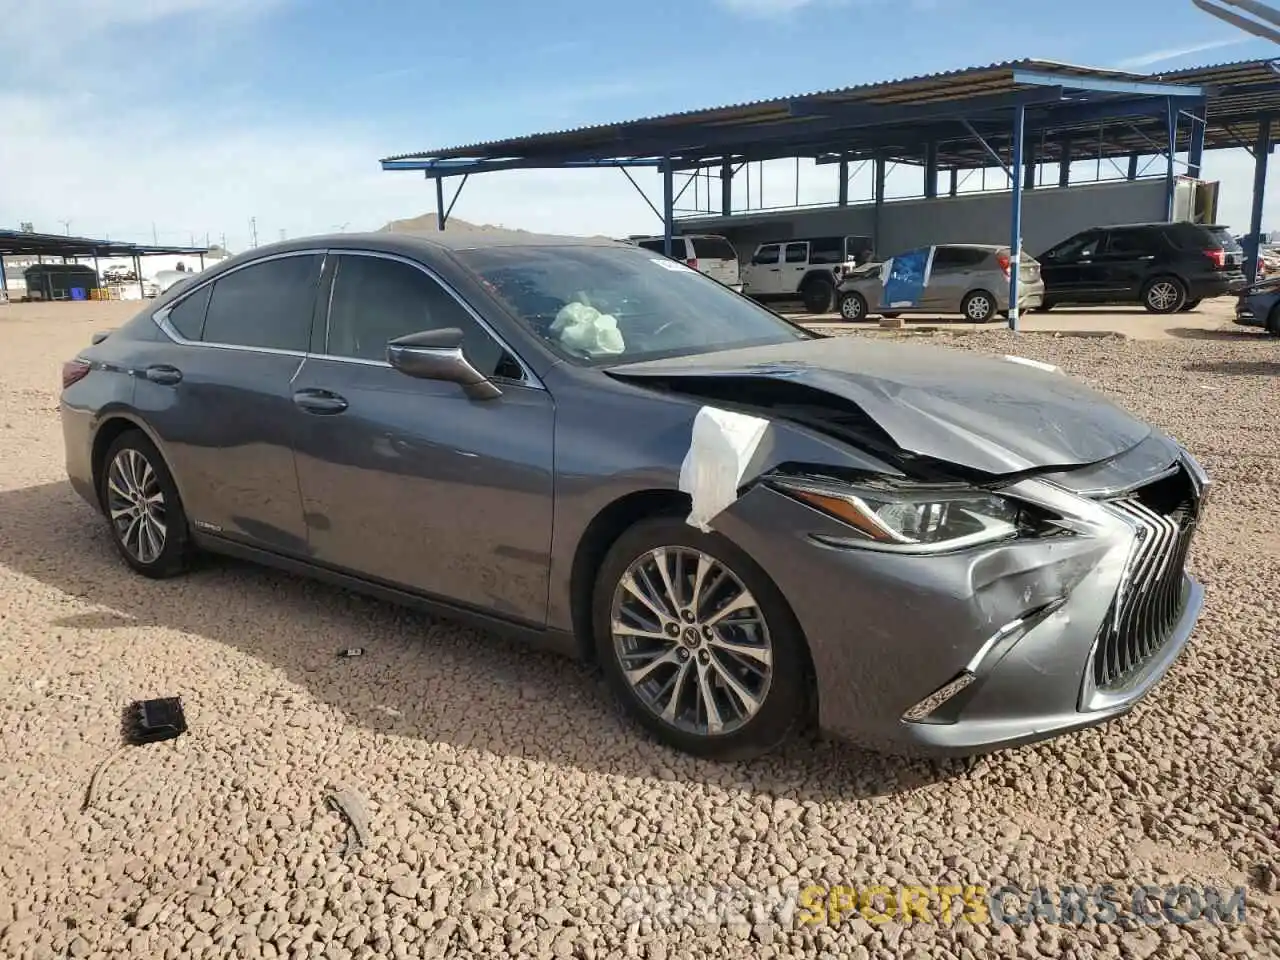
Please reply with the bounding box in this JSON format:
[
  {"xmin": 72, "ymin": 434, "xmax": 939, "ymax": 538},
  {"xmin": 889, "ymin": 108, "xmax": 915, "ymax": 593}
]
[
  {"xmin": 380, "ymin": 58, "xmax": 1210, "ymax": 330},
  {"xmin": 0, "ymin": 230, "xmax": 210, "ymax": 301}
]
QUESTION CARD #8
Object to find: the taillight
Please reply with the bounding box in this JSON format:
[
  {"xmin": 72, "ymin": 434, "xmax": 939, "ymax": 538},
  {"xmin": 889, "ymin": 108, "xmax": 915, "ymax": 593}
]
[
  {"xmin": 62, "ymin": 359, "xmax": 91, "ymax": 389},
  {"xmin": 685, "ymin": 258, "xmax": 698, "ymax": 269},
  {"xmin": 996, "ymin": 252, "xmax": 1011, "ymax": 277},
  {"xmin": 1204, "ymin": 248, "xmax": 1226, "ymax": 268}
]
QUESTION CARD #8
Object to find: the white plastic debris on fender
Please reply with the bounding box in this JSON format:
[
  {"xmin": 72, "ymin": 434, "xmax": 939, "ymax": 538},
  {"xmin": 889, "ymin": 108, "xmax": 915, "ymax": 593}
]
[
  {"xmin": 678, "ymin": 406, "xmax": 771, "ymax": 532},
  {"xmin": 1003, "ymin": 355, "xmax": 1062, "ymax": 374}
]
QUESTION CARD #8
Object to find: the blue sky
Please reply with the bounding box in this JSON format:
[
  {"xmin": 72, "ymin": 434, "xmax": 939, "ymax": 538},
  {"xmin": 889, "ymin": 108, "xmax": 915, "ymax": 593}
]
[{"xmin": 0, "ymin": 0, "xmax": 1276, "ymax": 250}]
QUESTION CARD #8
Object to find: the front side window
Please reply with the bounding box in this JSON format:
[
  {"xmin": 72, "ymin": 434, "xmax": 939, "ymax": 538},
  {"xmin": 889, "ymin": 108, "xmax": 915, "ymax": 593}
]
[
  {"xmin": 1047, "ymin": 232, "xmax": 1102, "ymax": 262},
  {"xmin": 456, "ymin": 244, "xmax": 813, "ymax": 365},
  {"xmin": 201, "ymin": 254, "xmax": 322, "ymax": 352},
  {"xmin": 753, "ymin": 245, "xmax": 780, "ymax": 265},
  {"xmin": 325, "ymin": 254, "xmax": 512, "ymax": 377}
]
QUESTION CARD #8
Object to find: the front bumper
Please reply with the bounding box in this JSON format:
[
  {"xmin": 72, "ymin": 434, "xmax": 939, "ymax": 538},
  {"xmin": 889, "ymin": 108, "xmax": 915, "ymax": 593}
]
[{"xmin": 715, "ymin": 448, "xmax": 1206, "ymax": 756}]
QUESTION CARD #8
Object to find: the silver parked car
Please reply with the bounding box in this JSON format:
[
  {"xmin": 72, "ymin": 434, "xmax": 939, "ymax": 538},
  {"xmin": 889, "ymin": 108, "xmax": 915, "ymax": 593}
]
[
  {"xmin": 837, "ymin": 243, "xmax": 1045, "ymax": 322},
  {"xmin": 61, "ymin": 232, "xmax": 1208, "ymax": 760}
]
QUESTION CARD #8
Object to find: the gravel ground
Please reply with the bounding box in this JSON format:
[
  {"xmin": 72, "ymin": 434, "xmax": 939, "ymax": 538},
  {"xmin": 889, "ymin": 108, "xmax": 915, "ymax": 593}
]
[{"xmin": 1, "ymin": 305, "xmax": 1278, "ymax": 960}]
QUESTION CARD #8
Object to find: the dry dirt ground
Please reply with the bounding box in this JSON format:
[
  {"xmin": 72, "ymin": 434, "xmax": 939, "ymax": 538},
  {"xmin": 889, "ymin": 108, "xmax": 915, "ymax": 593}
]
[{"xmin": 1, "ymin": 302, "xmax": 1278, "ymax": 960}]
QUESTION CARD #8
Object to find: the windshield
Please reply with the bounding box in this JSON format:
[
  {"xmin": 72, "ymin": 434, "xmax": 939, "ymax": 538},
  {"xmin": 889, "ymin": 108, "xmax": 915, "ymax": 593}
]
[{"xmin": 454, "ymin": 244, "xmax": 813, "ymax": 364}]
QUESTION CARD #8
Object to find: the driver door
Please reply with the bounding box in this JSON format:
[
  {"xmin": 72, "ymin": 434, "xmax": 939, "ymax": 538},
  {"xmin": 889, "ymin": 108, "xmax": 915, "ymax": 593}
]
[
  {"xmin": 289, "ymin": 251, "xmax": 555, "ymax": 624},
  {"xmin": 1039, "ymin": 230, "xmax": 1103, "ymax": 302}
]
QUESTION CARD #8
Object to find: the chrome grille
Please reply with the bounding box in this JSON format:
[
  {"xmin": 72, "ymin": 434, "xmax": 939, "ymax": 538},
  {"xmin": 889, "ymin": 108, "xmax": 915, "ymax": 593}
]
[{"xmin": 1092, "ymin": 467, "xmax": 1199, "ymax": 690}]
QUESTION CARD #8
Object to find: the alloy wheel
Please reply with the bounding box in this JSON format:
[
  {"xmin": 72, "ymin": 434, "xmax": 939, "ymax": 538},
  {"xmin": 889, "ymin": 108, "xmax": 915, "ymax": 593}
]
[
  {"xmin": 966, "ymin": 295, "xmax": 992, "ymax": 321},
  {"xmin": 106, "ymin": 448, "xmax": 167, "ymax": 564},
  {"xmin": 610, "ymin": 546, "xmax": 774, "ymax": 737},
  {"xmin": 1147, "ymin": 281, "xmax": 1180, "ymax": 312},
  {"xmin": 840, "ymin": 295, "xmax": 864, "ymax": 320}
]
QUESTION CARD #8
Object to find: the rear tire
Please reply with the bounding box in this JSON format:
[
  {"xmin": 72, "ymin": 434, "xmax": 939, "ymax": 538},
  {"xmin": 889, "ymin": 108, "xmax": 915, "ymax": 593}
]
[
  {"xmin": 593, "ymin": 517, "xmax": 809, "ymax": 761},
  {"xmin": 800, "ymin": 276, "xmax": 835, "ymax": 314},
  {"xmin": 99, "ymin": 430, "xmax": 192, "ymax": 579},
  {"xmin": 1267, "ymin": 303, "xmax": 1280, "ymax": 336},
  {"xmin": 837, "ymin": 290, "xmax": 868, "ymax": 322},
  {"xmin": 880, "ymin": 312, "xmax": 901, "ymax": 319},
  {"xmin": 1142, "ymin": 276, "xmax": 1187, "ymax": 314},
  {"xmin": 961, "ymin": 290, "xmax": 997, "ymax": 323}
]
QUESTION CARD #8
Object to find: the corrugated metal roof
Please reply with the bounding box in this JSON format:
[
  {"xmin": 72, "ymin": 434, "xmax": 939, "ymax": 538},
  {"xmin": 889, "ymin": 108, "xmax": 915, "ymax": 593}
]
[
  {"xmin": 382, "ymin": 58, "xmax": 1163, "ymax": 164},
  {"xmin": 0, "ymin": 230, "xmax": 208, "ymax": 258}
]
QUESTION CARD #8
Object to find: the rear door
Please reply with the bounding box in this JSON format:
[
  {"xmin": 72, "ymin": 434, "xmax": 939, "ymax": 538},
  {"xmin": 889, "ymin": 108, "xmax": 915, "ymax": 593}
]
[
  {"xmin": 689, "ymin": 236, "xmax": 740, "ymax": 287},
  {"xmin": 781, "ymin": 242, "xmax": 810, "ymax": 294},
  {"xmin": 1096, "ymin": 227, "xmax": 1160, "ymax": 297},
  {"xmin": 922, "ymin": 246, "xmax": 974, "ymax": 313},
  {"xmin": 135, "ymin": 252, "xmax": 321, "ymax": 554}
]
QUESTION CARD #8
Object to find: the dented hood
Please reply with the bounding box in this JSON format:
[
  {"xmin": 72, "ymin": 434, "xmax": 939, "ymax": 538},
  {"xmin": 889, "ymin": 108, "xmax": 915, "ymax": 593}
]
[{"xmin": 607, "ymin": 337, "xmax": 1152, "ymax": 476}]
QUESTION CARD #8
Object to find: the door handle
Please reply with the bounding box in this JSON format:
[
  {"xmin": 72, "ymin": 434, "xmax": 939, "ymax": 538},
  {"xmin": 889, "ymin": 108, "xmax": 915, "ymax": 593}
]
[
  {"xmin": 144, "ymin": 364, "xmax": 183, "ymax": 385},
  {"xmin": 293, "ymin": 388, "xmax": 348, "ymax": 415}
]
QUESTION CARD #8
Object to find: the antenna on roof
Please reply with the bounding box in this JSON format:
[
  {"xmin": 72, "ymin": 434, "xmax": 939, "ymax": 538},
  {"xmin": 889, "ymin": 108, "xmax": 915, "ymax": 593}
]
[{"xmin": 1191, "ymin": 0, "xmax": 1280, "ymax": 43}]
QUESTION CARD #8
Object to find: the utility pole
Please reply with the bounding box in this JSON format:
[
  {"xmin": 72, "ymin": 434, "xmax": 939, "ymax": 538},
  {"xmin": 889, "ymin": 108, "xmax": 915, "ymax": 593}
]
[
  {"xmin": 249, "ymin": 217, "xmax": 258, "ymax": 249},
  {"xmin": 59, "ymin": 219, "xmax": 71, "ymax": 235},
  {"xmin": 152, "ymin": 222, "xmax": 158, "ymax": 245}
]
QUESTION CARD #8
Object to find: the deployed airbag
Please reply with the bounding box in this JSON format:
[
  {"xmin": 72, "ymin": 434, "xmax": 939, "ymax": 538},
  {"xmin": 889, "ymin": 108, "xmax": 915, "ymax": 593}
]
[{"xmin": 678, "ymin": 406, "xmax": 771, "ymax": 531}]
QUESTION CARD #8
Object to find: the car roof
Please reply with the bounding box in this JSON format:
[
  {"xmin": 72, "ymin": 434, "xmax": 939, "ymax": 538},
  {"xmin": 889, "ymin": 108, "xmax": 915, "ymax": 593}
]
[{"xmin": 238, "ymin": 230, "xmax": 629, "ymax": 258}]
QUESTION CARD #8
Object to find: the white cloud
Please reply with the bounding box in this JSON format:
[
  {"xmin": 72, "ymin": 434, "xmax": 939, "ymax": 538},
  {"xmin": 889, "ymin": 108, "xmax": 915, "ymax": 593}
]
[
  {"xmin": 1115, "ymin": 36, "xmax": 1249, "ymax": 70},
  {"xmin": 714, "ymin": 0, "xmax": 824, "ymax": 17}
]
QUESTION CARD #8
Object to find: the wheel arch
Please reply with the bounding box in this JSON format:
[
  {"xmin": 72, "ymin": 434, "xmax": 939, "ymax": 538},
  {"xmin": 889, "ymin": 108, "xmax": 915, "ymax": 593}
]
[
  {"xmin": 800, "ymin": 269, "xmax": 835, "ymax": 290},
  {"xmin": 91, "ymin": 414, "xmax": 181, "ymax": 511},
  {"xmin": 569, "ymin": 489, "xmax": 691, "ymax": 662}
]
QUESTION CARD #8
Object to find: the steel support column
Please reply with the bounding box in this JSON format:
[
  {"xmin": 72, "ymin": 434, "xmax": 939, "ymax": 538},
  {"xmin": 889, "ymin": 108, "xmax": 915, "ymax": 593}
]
[
  {"xmin": 662, "ymin": 158, "xmax": 675, "ymax": 257},
  {"xmin": 134, "ymin": 255, "xmax": 144, "ymax": 300},
  {"xmin": 949, "ymin": 168, "xmax": 959, "ymax": 197},
  {"xmin": 0, "ymin": 255, "xmax": 7, "ymax": 301},
  {"xmin": 872, "ymin": 154, "xmax": 886, "ymax": 254},
  {"xmin": 1008, "ymin": 104, "xmax": 1026, "ymax": 332},
  {"xmin": 1247, "ymin": 115, "xmax": 1272, "ymax": 285},
  {"xmin": 436, "ymin": 178, "xmax": 446, "ymax": 231},
  {"xmin": 1059, "ymin": 139, "xmax": 1072, "ymax": 188},
  {"xmin": 1188, "ymin": 102, "xmax": 1207, "ymax": 179},
  {"xmin": 1127, "ymin": 153, "xmax": 1139, "ymax": 180},
  {"xmin": 838, "ymin": 159, "xmax": 849, "ymax": 206},
  {"xmin": 720, "ymin": 160, "xmax": 732, "ymax": 216},
  {"xmin": 924, "ymin": 142, "xmax": 939, "ymax": 199},
  {"xmin": 1165, "ymin": 98, "xmax": 1178, "ymax": 221},
  {"xmin": 1022, "ymin": 140, "xmax": 1037, "ymax": 191}
]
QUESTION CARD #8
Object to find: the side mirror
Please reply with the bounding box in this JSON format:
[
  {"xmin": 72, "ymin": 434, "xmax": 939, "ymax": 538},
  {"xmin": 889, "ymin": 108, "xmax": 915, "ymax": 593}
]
[{"xmin": 386, "ymin": 328, "xmax": 502, "ymax": 400}]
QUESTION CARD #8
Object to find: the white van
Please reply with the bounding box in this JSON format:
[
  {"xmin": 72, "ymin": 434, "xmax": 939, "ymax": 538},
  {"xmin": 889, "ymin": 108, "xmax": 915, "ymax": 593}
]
[{"xmin": 629, "ymin": 235, "xmax": 742, "ymax": 292}]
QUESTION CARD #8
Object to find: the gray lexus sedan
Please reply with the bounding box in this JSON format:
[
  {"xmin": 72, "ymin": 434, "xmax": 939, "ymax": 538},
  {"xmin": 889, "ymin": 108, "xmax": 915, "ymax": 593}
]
[{"xmin": 61, "ymin": 232, "xmax": 1210, "ymax": 760}]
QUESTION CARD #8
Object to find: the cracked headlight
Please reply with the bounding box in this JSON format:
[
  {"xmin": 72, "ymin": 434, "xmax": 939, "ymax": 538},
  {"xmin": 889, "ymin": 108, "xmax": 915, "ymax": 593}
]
[{"xmin": 772, "ymin": 475, "xmax": 1029, "ymax": 552}]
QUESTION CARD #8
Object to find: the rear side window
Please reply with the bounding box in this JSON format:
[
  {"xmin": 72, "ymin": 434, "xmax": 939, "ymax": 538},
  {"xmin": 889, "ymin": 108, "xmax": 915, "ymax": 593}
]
[
  {"xmin": 637, "ymin": 238, "xmax": 689, "ymax": 259},
  {"xmin": 1104, "ymin": 229, "xmax": 1158, "ymax": 257},
  {"xmin": 1203, "ymin": 226, "xmax": 1242, "ymax": 252},
  {"xmin": 785, "ymin": 242, "xmax": 808, "ymax": 264},
  {"xmin": 690, "ymin": 237, "xmax": 736, "ymax": 260},
  {"xmin": 636, "ymin": 239, "xmax": 665, "ymax": 255},
  {"xmin": 167, "ymin": 283, "xmax": 212, "ymax": 340},
  {"xmin": 1166, "ymin": 223, "xmax": 1239, "ymax": 252},
  {"xmin": 201, "ymin": 254, "xmax": 322, "ymax": 352},
  {"xmin": 807, "ymin": 237, "xmax": 844, "ymax": 264},
  {"xmin": 932, "ymin": 247, "xmax": 989, "ymax": 270}
]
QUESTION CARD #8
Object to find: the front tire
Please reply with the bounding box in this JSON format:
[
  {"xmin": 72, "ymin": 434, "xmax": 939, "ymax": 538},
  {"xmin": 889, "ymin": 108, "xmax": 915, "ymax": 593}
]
[
  {"xmin": 593, "ymin": 517, "xmax": 809, "ymax": 760},
  {"xmin": 961, "ymin": 290, "xmax": 997, "ymax": 322},
  {"xmin": 1142, "ymin": 276, "xmax": 1187, "ymax": 314},
  {"xmin": 800, "ymin": 277, "xmax": 835, "ymax": 314},
  {"xmin": 838, "ymin": 290, "xmax": 868, "ymax": 322},
  {"xmin": 100, "ymin": 430, "xmax": 192, "ymax": 578}
]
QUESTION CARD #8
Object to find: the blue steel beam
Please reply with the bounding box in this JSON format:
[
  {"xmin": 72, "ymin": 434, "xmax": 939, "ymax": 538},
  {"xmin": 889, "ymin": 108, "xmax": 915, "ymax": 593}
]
[
  {"xmin": 383, "ymin": 157, "xmax": 667, "ymax": 174},
  {"xmin": 1040, "ymin": 95, "xmax": 1202, "ymax": 127},
  {"xmin": 1188, "ymin": 103, "xmax": 1207, "ymax": 179},
  {"xmin": 1246, "ymin": 115, "xmax": 1272, "ymax": 285},
  {"xmin": 662, "ymin": 159, "xmax": 675, "ymax": 257},
  {"xmin": 1165, "ymin": 98, "xmax": 1178, "ymax": 221},
  {"xmin": 1008, "ymin": 103, "xmax": 1026, "ymax": 332},
  {"xmin": 1011, "ymin": 68, "xmax": 1209, "ymax": 99},
  {"xmin": 788, "ymin": 87, "xmax": 1065, "ymax": 126}
]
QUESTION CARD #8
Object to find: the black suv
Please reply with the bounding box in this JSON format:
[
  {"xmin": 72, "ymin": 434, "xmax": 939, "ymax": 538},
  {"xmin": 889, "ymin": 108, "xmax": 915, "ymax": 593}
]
[{"xmin": 1037, "ymin": 222, "xmax": 1246, "ymax": 313}]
